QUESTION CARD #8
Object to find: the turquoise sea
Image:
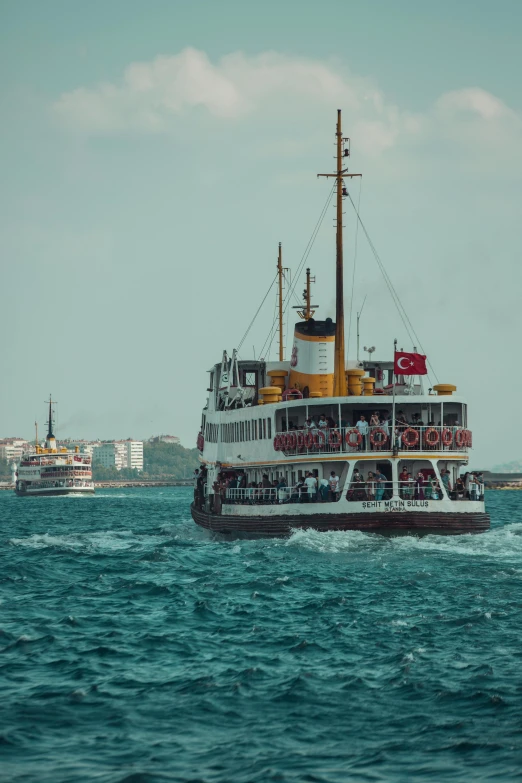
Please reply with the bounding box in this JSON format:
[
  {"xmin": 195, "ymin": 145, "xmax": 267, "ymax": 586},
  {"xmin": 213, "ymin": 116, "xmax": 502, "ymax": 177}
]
[{"xmin": 1, "ymin": 488, "xmax": 521, "ymax": 782}]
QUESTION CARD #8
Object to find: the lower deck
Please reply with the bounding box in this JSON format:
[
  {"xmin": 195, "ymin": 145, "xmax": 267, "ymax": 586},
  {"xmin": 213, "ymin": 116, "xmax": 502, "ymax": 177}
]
[{"xmin": 191, "ymin": 503, "xmax": 490, "ymax": 537}]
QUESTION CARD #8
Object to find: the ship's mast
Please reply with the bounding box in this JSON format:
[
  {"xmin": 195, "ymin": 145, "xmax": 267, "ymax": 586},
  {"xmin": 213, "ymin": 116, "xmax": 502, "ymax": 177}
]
[
  {"xmin": 304, "ymin": 268, "xmax": 313, "ymax": 320},
  {"xmin": 277, "ymin": 242, "xmax": 284, "ymax": 361},
  {"xmin": 35, "ymin": 420, "xmax": 39, "ymax": 453},
  {"xmin": 46, "ymin": 395, "xmax": 56, "ymax": 439},
  {"xmin": 318, "ymin": 109, "xmax": 361, "ymax": 397}
]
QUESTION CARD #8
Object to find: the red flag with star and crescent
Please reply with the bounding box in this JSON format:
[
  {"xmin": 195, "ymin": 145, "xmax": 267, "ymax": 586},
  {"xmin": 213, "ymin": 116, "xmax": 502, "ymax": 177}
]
[{"xmin": 394, "ymin": 351, "xmax": 427, "ymax": 375}]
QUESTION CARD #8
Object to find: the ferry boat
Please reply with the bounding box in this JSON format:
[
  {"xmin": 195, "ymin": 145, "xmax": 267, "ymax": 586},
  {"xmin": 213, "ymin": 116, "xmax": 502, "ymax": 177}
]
[
  {"xmin": 14, "ymin": 398, "xmax": 94, "ymax": 497},
  {"xmin": 191, "ymin": 111, "xmax": 489, "ymax": 537}
]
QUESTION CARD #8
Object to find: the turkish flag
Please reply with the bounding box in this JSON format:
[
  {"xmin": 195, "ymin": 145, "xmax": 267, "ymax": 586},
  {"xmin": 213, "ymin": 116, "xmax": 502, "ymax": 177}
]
[{"xmin": 394, "ymin": 351, "xmax": 427, "ymax": 375}]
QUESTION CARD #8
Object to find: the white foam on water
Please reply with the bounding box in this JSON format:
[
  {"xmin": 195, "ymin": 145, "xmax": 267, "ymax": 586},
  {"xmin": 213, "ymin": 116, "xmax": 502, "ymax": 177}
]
[
  {"xmin": 390, "ymin": 522, "xmax": 522, "ymax": 560},
  {"xmin": 9, "ymin": 533, "xmax": 83, "ymax": 550},
  {"xmin": 9, "ymin": 529, "xmax": 164, "ymax": 553},
  {"xmin": 231, "ymin": 544, "xmax": 241, "ymax": 554},
  {"xmin": 285, "ymin": 527, "xmax": 379, "ymax": 553}
]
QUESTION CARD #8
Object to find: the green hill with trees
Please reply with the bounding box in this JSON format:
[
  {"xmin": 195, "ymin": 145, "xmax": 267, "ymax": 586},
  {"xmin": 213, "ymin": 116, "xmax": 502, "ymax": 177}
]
[{"xmin": 93, "ymin": 441, "xmax": 200, "ymax": 481}]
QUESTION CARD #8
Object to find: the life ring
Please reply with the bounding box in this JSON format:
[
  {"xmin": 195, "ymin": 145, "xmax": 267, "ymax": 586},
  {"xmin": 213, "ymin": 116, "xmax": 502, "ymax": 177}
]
[
  {"xmin": 305, "ymin": 431, "xmax": 314, "ymax": 449},
  {"xmin": 273, "ymin": 435, "xmax": 281, "ymax": 451},
  {"xmin": 287, "ymin": 432, "xmax": 297, "ymax": 449},
  {"xmin": 329, "ymin": 430, "xmax": 342, "ymax": 449},
  {"xmin": 441, "ymin": 428, "xmax": 453, "ymax": 447},
  {"xmin": 282, "ymin": 388, "xmax": 303, "ymax": 400},
  {"xmin": 345, "ymin": 428, "xmax": 362, "ymax": 448},
  {"xmin": 455, "ymin": 429, "xmax": 466, "ymax": 448},
  {"xmin": 196, "ymin": 433, "xmax": 204, "ymax": 451},
  {"xmin": 314, "ymin": 430, "xmax": 326, "ymax": 449},
  {"xmin": 402, "ymin": 427, "xmax": 419, "ymax": 448},
  {"xmin": 296, "ymin": 431, "xmax": 305, "ymax": 449},
  {"xmin": 466, "ymin": 430, "xmax": 472, "ymax": 447},
  {"xmin": 369, "ymin": 428, "xmax": 388, "ymax": 449},
  {"xmin": 423, "ymin": 427, "xmax": 440, "ymax": 447}
]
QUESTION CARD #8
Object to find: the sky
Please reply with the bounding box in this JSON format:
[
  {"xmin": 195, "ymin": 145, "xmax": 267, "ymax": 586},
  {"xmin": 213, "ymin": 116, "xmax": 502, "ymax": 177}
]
[{"xmin": 1, "ymin": 0, "xmax": 521, "ymax": 468}]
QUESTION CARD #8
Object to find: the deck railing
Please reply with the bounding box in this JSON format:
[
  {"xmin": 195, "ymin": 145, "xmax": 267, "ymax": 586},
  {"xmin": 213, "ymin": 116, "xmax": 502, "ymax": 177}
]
[
  {"xmin": 274, "ymin": 425, "xmax": 472, "ymax": 457},
  {"xmin": 222, "ymin": 478, "xmax": 484, "ymax": 506}
]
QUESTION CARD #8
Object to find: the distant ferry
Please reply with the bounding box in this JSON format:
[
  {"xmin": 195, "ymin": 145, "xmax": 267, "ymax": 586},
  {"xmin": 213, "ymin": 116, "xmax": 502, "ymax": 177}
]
[
  {"xmin": 191, "ymin": 111, "xmax": 489, "ymax": 537},
  {"xmin": 14, "ymin": 397, "xmax": 94, "ymax": 497}
]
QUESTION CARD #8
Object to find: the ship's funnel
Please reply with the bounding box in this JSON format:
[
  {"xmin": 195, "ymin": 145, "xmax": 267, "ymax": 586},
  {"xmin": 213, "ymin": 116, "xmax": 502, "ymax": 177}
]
[{"xmin": 288, "ymin": 317, "xmax": 335, "ymax": 397}]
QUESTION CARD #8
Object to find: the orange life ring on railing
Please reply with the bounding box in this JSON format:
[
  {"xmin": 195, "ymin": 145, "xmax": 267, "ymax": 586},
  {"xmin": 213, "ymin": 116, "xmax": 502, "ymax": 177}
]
[
  {"xmin": 296, "ymin": 431, "xmax": 305, "ymax": 448},
  {"xmin": 305, "ymin": 431, "xmax": 314, "ymax": 449},
  {"xmin": 370, "ymin": 428, "xmax": 388, "ymax": 449},
  {"xmin": 345, "ymin": 428, "xmax": 362, "ymax": 448},
  {"xmin": 466, "ymin": 430, "xmax": 472, "ymax": 447},
  {"xmin": 402, "ymin": 427, "xmax": 419, "ymax": 447},
  {"xmin": 441, "ymin": 427, "xmax": 453, "ymax": 447},
  {"xmin": 287, "ymin": 432, "xmax": 296, "ymax": 449},
  {"xmin": 314, "ymin": 430, "xmax": 326, "ymax": 449},
  {"xmin": 329, "ymin": 430, "xmax": 342, "ymax": 449},
  {"xmin": 282, "ymin": 388, "xmax": 303, "ymax": 400},
  {"xmin": 455, "ymin": 429, "xmax": 466, "ymax": 448},
  {"xmin": 273, "ymin": 435, "xmax": 281, "ymax": 451},
  {"xmin": 424, "ymin": 427, "xmax": 440, "ymax": 447}
]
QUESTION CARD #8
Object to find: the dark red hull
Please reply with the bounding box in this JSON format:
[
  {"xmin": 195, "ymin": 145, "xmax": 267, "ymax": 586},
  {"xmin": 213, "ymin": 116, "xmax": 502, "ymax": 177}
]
[{"xmin": 190, "ymin": 504, "xmax": 490, "ymax": 537}]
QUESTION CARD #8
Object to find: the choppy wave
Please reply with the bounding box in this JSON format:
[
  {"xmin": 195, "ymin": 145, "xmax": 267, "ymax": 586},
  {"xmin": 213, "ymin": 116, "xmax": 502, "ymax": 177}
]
[{"xmin": 1, "ymin": 488, "xmax": 521, "ymax": 783}]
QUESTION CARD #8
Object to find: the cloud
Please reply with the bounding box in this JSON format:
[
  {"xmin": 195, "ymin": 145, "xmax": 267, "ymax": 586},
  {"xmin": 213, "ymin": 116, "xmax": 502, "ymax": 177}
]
[
  {"xmin": 51, "ymin": 47, "xmax": 415, "ymax": 151},
  {"xmin": 51, "ymin": 47, "xmax": 522, "ymax": 169}
]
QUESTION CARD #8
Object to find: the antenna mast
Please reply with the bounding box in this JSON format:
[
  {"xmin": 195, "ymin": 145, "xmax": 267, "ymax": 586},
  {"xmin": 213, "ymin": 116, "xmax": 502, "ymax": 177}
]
[
  {"xmin": 46, "ymin": 395, "xmax": 57, "ymax": 439},
  {"xmin": 277, "ymin": 242, "xmax": 284, "ymax": 361},
  {"xmin": 318, "ymin": 110, "xmax": 362, "ymax": 396}
]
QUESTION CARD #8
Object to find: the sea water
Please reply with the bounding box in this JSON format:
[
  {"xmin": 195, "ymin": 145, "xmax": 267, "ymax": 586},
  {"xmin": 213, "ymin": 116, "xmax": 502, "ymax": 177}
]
[{"xmin": 1, "ymin": 488, "xmax": 521, "ymax": 783}]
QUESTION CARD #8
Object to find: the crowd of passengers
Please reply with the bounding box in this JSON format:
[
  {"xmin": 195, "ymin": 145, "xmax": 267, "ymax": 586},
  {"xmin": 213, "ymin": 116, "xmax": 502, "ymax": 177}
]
[
  {"xmin": 211, "ymin": 469, "xmax": 342, "ymax": 504},
  {"xmin": 280, "ymin": 410, "xmax": 462, "ymax": 450},
  {"xmin": 193, "ymin": 465, "xmax": 484, "ymax": 509}
]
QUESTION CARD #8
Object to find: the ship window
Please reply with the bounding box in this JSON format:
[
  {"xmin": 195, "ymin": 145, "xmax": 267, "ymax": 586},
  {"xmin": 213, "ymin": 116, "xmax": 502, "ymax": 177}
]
[
  {"xmin": 244, "ymin": 372, "xmax": 255, "ymax": 387},
  {"xmin": 263, "ymin": 419, "xmax": 267, "ymax": 439},
  {"xmin": 258, "ymin": 419, "xmax": 262, "ymax": 439},
  {"xmin": 267, "ymin": 419, "xmax": 272, "ymax": 438}
]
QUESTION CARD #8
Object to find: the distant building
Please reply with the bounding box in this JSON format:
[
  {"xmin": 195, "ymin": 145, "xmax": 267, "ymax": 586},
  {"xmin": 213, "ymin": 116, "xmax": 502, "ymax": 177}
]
[
  {"xmin": 149, "ymin": 435, "xmax": 180, "ymax": 444},
  {"xmin": 57, "ymin": 440, "xmax": 100, "ymax": 456},
  {"xmin": 0, "ymin": 438, "xmax": 29, "ymax": 464},
  {"xmin": 92, "ymin": 440, "xmax": 143, "ymax": 472},
  {"xmin": 125, "ymin": 439, "xmax": 144, "ymax": 471}
]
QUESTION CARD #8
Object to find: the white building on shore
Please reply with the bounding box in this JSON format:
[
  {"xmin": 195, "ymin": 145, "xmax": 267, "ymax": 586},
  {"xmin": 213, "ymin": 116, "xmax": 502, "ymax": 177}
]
[
  {"xmin": 0, "ymin": 438, "xmax": 29, "ymax": 464},
  {"xmin": 92, "ymin": 440, "xmax": 144, "ymax": 472}
]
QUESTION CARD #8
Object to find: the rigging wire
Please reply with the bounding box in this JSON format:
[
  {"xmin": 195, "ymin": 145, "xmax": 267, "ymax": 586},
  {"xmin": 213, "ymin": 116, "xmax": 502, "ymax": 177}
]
[
  {"xmin": 237, "ymin": 273, "xmax": 278, "ymax": 353},
  {"xmin": 345, "ymin": 191, "xmax": 439, "ymax": 384},
  {"xmin": 257, "ymin": 182, "xmax": 336, "ymax": 360},
  {"xmin": 282, "ymin": 182, "xmax": 336, "ymax": 317},
  {"xmin": 346, "ymin": 178, "xmax": 362, "ymax": 360}
]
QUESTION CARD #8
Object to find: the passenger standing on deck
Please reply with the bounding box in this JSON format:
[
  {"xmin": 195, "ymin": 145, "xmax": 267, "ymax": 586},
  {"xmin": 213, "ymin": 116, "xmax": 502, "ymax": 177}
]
[
  {"xmin": 318, "ymin": 414, "xmax": 328, "ymax": 430},
  {"xmin": 415, "ymin": 471, "xmax": 425, "ymax": 500},
  {"xmin": 366, "ymin": 471, "xmax": 376, "ymax": 500},
  {"xmin": 399, "ymin": 467, "xmax": 409, "ymax": 499},
  {"xmin": 375, "ymin": 470, "xmax": 387, "ymax": 501},
  {"xmin": 356, "ymin": 415, "xmax": 369, "ymax": 451},
  {"xmin": 441, "ymin": 469, "xmax": 452, "ymax": 495},
  {"xmin": 319, "ymin": 477, "xmax": 330, "ymax": 502},
  {"xmin": 305, "ymin": 472, "xmax": 318, "ymax": 502},
  {"xmin": 328, "ymin": 470, "xmax": 340, "ymax": 501}
]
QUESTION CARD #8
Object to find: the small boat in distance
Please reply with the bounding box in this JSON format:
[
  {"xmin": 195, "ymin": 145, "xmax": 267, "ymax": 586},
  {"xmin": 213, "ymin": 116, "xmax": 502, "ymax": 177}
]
[
  {"xmin": 14, "ymin": 397, "xmax": 94, "ymax": 497},
  {"xmin": 191, "ymin": 111, "xmax": 489, "ymax": 537}
]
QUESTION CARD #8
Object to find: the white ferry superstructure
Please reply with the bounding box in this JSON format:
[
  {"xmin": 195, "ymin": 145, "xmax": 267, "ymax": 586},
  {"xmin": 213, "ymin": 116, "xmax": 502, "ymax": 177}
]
[
  {"xmin": 191, "ymin": 111, "xmax": 489, "ymax": 537},
  {"xmin": 14, "ymin": 398, "xmax": 94, "ymax": 497}
]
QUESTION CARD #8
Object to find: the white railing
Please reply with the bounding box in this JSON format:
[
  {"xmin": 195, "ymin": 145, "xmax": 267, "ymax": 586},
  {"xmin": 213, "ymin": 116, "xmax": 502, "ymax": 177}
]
[
  {"xmin": 274, "ymin": 426, "xmax": 472, "ymax": 457},
  {"xmin": 224, "ymin": 486, "xmax": 342, "ymax": 505},
  {"xmin": 221, "ymin": 478, "xmax": 484, "ymax": 506}
]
